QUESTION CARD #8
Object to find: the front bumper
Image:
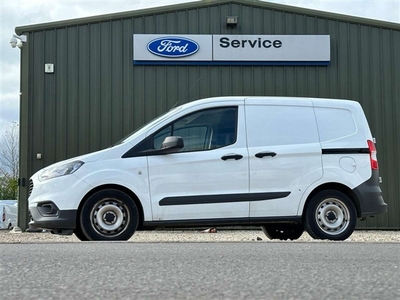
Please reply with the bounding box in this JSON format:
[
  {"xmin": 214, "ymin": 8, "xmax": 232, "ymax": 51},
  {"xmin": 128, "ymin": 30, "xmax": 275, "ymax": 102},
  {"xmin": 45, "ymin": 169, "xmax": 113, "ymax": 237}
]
[
  {"xmin": 28, "ymin": 171, "xmax": 92, "ymax": 233},
  {"xmin": 29, "ymin": 202, "xmax": 77, "ymax": 230}
]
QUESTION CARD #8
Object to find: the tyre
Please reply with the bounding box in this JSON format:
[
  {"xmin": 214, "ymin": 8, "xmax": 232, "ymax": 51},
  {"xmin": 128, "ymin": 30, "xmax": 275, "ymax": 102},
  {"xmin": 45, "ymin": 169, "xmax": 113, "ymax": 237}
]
[
  {"xmin": 73, "ymin": 225, "xmax": 89, "ymax": 241},
  {"xmin": 304, "ymin": 190, "xmax": 356, "ymax": 241},
  {"xmin": 79, "ymin": 189, "xmax": 139, "ymax": 241},
  {"xmin": 261, "ymin": 224, "xmax": 304, "ymax": 240}
]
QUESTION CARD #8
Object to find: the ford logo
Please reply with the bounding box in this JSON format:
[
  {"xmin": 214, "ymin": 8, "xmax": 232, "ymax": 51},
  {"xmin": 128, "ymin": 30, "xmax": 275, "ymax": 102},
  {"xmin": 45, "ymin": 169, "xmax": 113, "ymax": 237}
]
[{"xmin": 147, "ymin": 37, "xmax": 199, "ymax": 58}]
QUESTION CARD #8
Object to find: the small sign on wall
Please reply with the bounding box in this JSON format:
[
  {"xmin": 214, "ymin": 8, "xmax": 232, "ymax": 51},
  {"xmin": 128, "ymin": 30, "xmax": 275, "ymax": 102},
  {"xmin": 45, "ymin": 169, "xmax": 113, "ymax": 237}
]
[{"xmin": 45, "ymin": 63, "xmax": 54, "ymax": 73}]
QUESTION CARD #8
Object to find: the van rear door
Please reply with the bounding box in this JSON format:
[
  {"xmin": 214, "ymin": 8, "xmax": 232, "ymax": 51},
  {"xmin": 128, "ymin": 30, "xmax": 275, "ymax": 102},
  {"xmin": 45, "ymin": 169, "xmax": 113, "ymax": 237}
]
[{"xmin": 245, "ymin": 98, "xmax": 323, "ymax": 218}]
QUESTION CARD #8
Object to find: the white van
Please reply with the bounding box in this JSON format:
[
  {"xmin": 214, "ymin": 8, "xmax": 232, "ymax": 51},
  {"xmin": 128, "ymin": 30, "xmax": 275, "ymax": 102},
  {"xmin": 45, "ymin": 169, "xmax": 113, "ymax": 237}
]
[
  {"xmin": 28, "ymin": 97, "xmax": 387, "ymax": 241},
  {"xmin": 0, "ymin": 200, "xmax": 18, "ymax": 230}
]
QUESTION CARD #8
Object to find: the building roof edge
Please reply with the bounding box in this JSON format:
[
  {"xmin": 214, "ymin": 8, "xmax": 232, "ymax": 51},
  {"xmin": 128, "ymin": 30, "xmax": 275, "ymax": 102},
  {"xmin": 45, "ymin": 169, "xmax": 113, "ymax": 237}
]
[{"xmin": 15, "ymin": 0, "xmax": 400, "ymax": 34}]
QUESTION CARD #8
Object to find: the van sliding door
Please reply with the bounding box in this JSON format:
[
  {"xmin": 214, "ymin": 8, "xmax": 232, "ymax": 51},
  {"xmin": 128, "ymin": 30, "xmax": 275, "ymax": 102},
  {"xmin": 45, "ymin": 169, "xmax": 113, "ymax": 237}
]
[{"xmin": 244, "ymin": 98, "xmax": 323, "ymax": 218}]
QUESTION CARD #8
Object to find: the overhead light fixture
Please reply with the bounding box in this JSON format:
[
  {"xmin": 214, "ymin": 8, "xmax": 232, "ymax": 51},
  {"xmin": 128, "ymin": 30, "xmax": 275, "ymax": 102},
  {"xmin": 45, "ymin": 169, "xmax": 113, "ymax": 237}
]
[
  {"xmin": 10, "ymin": 34, "xmax": 27, "ymax": 49},
  {"xmin": 226, "ymin": 16, "xmax": 238, "ymax": 27}
]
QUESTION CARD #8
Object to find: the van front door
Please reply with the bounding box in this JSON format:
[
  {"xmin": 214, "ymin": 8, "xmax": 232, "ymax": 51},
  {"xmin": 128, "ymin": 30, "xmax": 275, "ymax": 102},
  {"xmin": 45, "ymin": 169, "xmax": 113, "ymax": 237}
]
[
  {"xmin": 244, "ymin": 98, "xmax": 323, "ymax": 218},
  {"xmin": 147, "ymin": 105, "xmax": 249, "ymax": 222}
]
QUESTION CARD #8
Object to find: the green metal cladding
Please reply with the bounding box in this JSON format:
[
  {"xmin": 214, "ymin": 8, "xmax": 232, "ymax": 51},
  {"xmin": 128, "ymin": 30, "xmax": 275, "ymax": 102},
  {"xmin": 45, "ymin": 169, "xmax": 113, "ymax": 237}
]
[{"xmin": 16, "ymin": 0, "xmax": 400, "ymax": 229}]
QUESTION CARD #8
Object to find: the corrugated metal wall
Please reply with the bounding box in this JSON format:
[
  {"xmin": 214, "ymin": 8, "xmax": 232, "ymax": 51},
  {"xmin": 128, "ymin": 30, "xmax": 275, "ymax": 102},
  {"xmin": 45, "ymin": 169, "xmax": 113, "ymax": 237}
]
[{"xmin": 20, "ymin": 1, "xmax": 400, "ymax": 229}]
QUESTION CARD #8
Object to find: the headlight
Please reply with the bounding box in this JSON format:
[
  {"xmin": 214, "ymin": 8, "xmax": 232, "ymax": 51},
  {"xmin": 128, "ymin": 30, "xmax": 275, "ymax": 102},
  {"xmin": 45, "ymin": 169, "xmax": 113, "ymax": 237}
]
[{"xmin": 39, "ymin": 161, "xmax": 84, "ymax": 181}]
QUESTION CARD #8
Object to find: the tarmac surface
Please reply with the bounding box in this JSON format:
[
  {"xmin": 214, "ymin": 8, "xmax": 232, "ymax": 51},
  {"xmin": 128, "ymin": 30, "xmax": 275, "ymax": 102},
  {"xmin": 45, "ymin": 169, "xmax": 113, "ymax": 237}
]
[
  {"xmin": 0, "ymin": 241, "xmax": 399, "ymax": 299},
  {"xmin": 0, "ymin": 228, "xmax": 399, "ymax": 243}
]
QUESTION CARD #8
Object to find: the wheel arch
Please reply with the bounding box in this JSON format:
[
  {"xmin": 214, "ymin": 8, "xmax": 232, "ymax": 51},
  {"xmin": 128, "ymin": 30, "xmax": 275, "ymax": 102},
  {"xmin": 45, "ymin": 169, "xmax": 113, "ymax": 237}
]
[
  {"xmin": 76, "ymin": 184, "xmax": 145, "ymax": 230},
  {"xmin": 302, "ymin": 183, "xmax": 361, "ymax": 219}
]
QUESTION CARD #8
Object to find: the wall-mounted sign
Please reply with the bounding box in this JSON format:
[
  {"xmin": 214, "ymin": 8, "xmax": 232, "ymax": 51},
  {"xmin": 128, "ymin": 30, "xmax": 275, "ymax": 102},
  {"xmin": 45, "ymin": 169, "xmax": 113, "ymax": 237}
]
[{"xmin": 133, "ymin": 34, "xmax": 330, "ymax": 66}]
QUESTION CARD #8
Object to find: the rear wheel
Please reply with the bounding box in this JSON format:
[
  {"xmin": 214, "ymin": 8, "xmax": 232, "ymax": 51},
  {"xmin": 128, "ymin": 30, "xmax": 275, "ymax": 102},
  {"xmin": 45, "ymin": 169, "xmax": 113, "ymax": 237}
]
[
  {"xmin": 261, "ymin": 224, "xmax": 304, "ymax": 240},
  {"xmin": 304, "ymin": 190, "xmax": 356, "ymax": 241},
  {"xmin": 79, "ymin": 189, "xmax": 139, "ymax": 241}
]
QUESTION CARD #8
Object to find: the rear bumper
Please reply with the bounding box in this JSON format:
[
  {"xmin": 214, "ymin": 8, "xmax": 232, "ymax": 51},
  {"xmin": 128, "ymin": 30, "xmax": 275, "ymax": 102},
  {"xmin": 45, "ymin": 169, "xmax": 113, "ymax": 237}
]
[
  {"xmin": 29, "ymin": 202, "xmax": 77, "ymax": 230},
  {"xmin": 353, "ymin": 170, "xmax": 387, "ymax": 216}
]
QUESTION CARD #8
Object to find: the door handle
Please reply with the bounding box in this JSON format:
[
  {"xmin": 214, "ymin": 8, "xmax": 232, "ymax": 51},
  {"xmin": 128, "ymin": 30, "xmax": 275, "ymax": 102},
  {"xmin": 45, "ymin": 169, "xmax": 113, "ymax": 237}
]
[
  {"xmin": 255, "ymin": 151, "xmax": 277, "ymax": 158},
  {"xmin": 221, "ymin": 154, "xmax": 243, "ymax": 161}
]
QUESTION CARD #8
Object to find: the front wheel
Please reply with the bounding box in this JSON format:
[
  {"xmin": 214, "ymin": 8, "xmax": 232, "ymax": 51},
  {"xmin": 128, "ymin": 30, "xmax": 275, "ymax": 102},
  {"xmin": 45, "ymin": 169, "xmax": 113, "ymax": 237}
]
[
  {"xmin": 304, "ymin": 190, "xmax": 356, "ymax": 241},
  {"xmin": 261, "ymin": 224, "xmax": 304, "ymax": 240},
  {"xmin": 79, "ymin": 189, "xmax": 139, "ymax": 241},
  {"xmin": 73, "ymin": 225, "xmax": 89, "ymax": 241}
]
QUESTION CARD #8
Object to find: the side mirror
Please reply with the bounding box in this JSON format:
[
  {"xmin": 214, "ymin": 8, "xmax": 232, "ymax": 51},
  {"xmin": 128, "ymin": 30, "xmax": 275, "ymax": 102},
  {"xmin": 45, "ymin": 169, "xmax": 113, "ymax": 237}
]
[{"xmin": 160, "ymin": 136, "xmax": 184, "ymax": 153}]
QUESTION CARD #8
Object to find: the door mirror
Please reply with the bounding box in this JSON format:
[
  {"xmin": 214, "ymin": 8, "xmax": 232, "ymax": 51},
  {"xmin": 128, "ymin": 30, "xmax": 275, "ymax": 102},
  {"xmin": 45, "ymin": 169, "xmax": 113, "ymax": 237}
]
[{"xmin": 160, "ymin": 136, "xmax": 184, "ymax": 153}]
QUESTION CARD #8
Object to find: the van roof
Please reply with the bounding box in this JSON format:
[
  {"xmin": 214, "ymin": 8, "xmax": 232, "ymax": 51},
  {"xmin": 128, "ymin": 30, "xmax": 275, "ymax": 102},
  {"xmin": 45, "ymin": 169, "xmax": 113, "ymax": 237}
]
[{"xmin": 179, "ymin": 96, "xmax": 360, "ymax": 110}]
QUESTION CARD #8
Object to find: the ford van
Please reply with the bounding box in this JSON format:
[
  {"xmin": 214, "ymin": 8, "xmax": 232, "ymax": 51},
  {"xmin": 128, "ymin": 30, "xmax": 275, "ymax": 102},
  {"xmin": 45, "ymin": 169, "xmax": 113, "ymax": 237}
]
[
  {"xmin": 0, "ymin": 200, "xmax": 18, "ymax": 230},
  {"xmin": 28, "ymin": 97, "xmax": 387, "ymax": 241}
]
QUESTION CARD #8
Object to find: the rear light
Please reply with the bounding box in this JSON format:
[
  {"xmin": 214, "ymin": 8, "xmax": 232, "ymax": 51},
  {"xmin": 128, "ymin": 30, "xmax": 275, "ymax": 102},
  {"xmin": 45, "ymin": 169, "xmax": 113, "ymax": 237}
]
[{"xmin": 367, "ymin": 139, "xmax": 379, "ymax": 170}]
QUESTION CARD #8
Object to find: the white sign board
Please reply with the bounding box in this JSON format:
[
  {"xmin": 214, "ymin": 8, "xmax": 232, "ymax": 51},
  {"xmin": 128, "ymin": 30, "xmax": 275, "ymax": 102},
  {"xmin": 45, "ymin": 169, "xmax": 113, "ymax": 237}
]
[
  {"xmin": 133, "ymin": 34, "xmax": 330, "ymax": 65},
  {"xmin": 213, "ymin": 35, "xmax": 330, "ymax": 62}
]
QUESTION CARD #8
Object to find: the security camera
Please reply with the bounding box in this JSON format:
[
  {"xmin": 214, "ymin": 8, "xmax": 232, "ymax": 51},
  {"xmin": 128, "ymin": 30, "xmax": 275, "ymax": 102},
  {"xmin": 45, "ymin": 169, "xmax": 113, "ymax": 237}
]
[
  {"xmin": 10, "ymin": 37, "xmax": 17, "ymax": 48},
  {"xmin": 17, "ymin": 42, "xmax": 23, "ymax": 49}
]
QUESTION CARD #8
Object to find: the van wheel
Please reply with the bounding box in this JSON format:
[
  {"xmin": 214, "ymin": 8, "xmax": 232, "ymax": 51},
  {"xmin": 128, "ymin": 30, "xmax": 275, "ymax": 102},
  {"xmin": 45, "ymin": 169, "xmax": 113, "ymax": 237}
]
[
  {"xmin": 261, "ymin": 224, "xmax": 304, "ymax": 240},
  {"xmin": 79, "ymin": 189, "xmax": 139, "ymax": 241},
  {"xmin": 304, "ymin": 190, "xmax": 356, "ymax": 241},
  {"xmin": 73, "ymin": 225, "xmax": 89, "ymax": 241}
]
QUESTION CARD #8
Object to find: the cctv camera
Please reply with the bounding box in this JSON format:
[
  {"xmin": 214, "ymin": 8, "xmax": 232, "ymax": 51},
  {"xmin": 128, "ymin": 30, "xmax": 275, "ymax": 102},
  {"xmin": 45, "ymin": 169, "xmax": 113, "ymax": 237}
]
[
  {"xmin": 17, "ymin": 42, "xmax": 23, "ymax": 49},
  {"xmin": 10, "ymin": 37, "xmax": 17, "ymax": 48}
]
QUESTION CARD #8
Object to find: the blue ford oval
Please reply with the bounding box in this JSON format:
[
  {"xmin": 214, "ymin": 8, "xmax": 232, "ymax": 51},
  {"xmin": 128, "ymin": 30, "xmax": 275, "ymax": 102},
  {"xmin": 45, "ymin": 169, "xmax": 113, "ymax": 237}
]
[{"xmin": 147, "ymin": 37, "xmax": 199, "ymax": 58}]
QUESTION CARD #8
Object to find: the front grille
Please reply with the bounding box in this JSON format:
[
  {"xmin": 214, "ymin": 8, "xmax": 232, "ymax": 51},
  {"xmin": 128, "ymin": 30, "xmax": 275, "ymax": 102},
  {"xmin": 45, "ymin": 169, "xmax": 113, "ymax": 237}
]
[{"xmin": 28, "ymin": 179, "xmax": 34, "ymax": 197}]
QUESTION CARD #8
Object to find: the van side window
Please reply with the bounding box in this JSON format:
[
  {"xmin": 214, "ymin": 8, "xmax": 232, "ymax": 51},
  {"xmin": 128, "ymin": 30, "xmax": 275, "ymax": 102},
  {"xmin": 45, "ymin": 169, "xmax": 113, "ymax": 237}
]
[
  {"xmin": 122, "ymin": 106, "xmax": 238, "ymax": 157},
  {"xmin": 154, "ymin": 106, "xmax": 238, "ymax": 152}
]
